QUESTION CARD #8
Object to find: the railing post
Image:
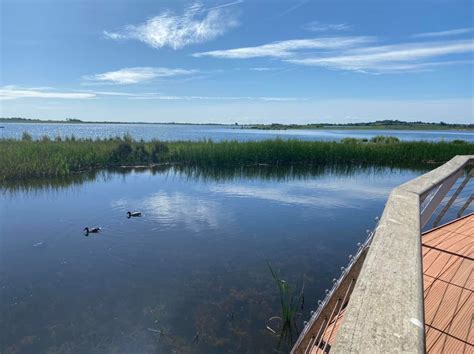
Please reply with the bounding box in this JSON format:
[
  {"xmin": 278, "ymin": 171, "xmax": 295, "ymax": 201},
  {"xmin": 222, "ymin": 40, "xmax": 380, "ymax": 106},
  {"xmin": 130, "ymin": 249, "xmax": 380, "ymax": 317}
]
[
  {"xmin": 433, "ymin": 170, "xmax": 473, "ymax": 226},
  {"xmin": 457, "ymin": 195, "xmax": 473, "ymax": 217},
  {"xmin": 420, "ymin": 170, "xmax": 462, "ymax": 228}
]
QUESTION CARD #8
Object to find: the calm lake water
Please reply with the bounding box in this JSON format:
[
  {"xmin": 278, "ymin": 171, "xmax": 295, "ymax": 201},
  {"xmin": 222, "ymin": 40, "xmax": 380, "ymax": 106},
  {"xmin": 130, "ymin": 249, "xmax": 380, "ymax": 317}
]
[
  {"xmin": 1, "ymin": 165, "xmax": 430, "ymax": 353},
  {"xmin": 1, "ymin": 123, "xmax": 473, "ymax": 142}
]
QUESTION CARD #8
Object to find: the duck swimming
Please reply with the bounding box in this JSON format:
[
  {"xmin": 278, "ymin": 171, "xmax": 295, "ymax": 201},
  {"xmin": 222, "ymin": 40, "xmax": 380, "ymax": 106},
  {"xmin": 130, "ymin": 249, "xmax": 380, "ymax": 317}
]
[
  {"xmin": 127, "ymin": 211, "xmax": 142, "ymax": 218},
  {"xmin": 83, "ymin": 227, "xmax": 101, "ymax": 235}
]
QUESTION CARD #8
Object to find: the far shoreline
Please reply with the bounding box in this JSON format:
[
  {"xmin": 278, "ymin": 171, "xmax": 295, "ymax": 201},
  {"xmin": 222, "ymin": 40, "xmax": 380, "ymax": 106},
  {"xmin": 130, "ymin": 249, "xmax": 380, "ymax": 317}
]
[{"xmin": 1, "ymin": 118, "xmax": 473, "ymax": 131}]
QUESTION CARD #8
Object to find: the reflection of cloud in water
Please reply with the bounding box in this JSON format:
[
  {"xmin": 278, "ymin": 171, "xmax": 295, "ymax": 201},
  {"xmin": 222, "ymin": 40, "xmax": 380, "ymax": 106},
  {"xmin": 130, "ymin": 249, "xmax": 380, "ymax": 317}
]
[
  {"xmin": 210, "ymin": 185, "xmax": 347, "ymax": 208},
  {"xmin": 209, "ymin": 178, "xmax": 393, "ymax": 209},
  {"xmin": 108, "ymin": 174, "xmax": 399, "ymax": 229},
  {"xmin": 288, "ymin": 179, "xmax": 393, "ymax": 198},
  {"xmin": 110, "ymin": 198, "xmax": 128, "ymax": 209},
  {"xmin": 142, "ymin": 192, "xmax": 222, "ymax": 232}
]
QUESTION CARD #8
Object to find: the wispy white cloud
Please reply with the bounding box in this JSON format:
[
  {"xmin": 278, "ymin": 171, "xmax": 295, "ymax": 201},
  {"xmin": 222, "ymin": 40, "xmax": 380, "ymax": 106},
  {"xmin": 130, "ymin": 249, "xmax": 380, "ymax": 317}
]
[
  {"xmin": 341, "ymin": 60, "xmax": 473, "ymax": 74},
  {"xmin": 412, "ymin": 28, "xmax": 474, "ymax": 38},
  {"xmin": 249, "ymin": 67, "xmax": 275, "ymax": 71},
  {"xmin": 303, "ymin": 21, "xmax": 351, "ymax": 32},
  {"xmin": 103, "ymin": 2, "xmax": 240, "ymax": 50},
  {"xmin": 287, "ymin": 40, "xmax": 474, "ymax": 73},
  {"xmin": 0, "ymin": 85, "xmax": 304, "ymax": 102},
  {"xmin": 79, "ymin": 90, "xmax": 141, "ymax": 96},
  {"xmin": 128, "ymin": 94, "xmax": 304, "ymax": 101},
  {"xmin": 83, "ymin": 67, "xmax": 196, "ymax": 84},
  {"xmin": 274, "ymin": 0, "xmax": 311, "ymax": 19},
  {"xmin": 205, "ymin": 0, "xmax": 243, "ymax": 11},
  {"xmin": 192, "ymin": 26, "xmax": 474, "ymax": 74},
  {"xmin": 193, "ymin": 36, "xmax": 373, "ymax": 58},
  {"xmin": 0, "ymin": 86, "xmax": 96, "ymax": 100}
]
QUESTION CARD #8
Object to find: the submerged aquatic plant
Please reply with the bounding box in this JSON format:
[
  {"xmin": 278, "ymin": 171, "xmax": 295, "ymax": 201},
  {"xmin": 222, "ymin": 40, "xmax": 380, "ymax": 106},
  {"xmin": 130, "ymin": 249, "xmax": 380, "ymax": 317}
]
[{"xmin": 267, "ymin": 263, "xmax": 304, "ymax": 349}]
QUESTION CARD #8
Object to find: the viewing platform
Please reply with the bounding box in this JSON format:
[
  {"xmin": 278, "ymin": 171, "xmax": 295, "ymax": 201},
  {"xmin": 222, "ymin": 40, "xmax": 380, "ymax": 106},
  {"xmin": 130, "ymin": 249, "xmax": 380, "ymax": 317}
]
[{"xmin": 293, "ymin": 155, "xmax": 473, "ymax": 353}]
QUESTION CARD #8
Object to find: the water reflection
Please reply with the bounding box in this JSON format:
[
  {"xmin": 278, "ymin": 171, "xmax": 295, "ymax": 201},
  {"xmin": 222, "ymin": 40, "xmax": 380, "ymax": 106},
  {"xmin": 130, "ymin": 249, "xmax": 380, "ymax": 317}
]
[
  {"xmin": 0, "ymin": 165, "xmax": 427, "ymax": 353},
  {"xmin": 0, "ymin": 170, "xmax": 104, "ymax": 194},
  {"xmin": 208, "ymin": 180, "xmax": 391, "ymax": 209},
  {"xmin": 1, "ymin": 163, "xmax": 426, "ymax": 194},
  {"xmin": 113, "ymin": 192, "xmax": 225, "ymax": 233}
]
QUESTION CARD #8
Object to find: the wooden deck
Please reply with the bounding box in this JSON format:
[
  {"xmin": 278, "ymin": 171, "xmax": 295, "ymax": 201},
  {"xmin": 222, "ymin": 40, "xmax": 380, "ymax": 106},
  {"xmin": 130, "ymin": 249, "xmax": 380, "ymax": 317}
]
[
  {"xmin": 422, "ymin": 213, "xmax": 473, "ymax": 353},
  {"xmin": 303, "ymin": 213, "xmax": 473, "ymax": 353},
  {"xmin": 310, "ymin": 308, "xmax": 346, "ymax": 354}
]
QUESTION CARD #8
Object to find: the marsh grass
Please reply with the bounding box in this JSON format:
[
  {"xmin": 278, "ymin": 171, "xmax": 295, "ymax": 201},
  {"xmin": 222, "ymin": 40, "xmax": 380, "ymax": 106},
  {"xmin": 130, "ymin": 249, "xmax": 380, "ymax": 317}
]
[
  {"xmin": 165, "ymin": 138, "xmax": 473, "ymax": 168},
  {"xmin": 1, "ymin": 134, "xmax": 473, "ymax": 180},
  {"xmin": 0, "ymin": 136, "xmax": 170, "ymax": 180}
]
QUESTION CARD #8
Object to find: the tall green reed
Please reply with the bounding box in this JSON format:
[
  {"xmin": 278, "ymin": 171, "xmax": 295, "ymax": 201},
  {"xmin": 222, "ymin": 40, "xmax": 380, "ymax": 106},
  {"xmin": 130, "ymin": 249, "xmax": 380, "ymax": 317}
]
[
  {"xmin": 1, "ymin": 134, "xmax": 473, "ymax": 181},
  {"xmin": 267, "ymin": 263, "xmax": 304, "ymax": 350}
]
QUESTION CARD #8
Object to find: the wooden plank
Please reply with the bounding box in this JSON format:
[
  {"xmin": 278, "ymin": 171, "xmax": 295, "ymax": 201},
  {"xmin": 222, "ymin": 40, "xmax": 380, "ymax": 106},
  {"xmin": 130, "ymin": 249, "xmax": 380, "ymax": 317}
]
[{"xmin": 422, "ymin": 214, "xmax": 474, "ymax": 353}]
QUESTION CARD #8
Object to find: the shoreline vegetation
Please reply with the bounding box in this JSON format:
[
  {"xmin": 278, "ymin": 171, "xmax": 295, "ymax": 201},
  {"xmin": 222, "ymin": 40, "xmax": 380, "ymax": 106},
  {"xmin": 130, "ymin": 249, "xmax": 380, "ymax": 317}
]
[
  {"xmin": 1, "ymin": 133, "xmax": 473, "ymax": 181},
  {"xmin": 248, "ymin": 121, "xmax": 474, "ymax": 131},
  {"xmin": 1, "ymin": 118, "xmax": 473, "ymax": 131}
]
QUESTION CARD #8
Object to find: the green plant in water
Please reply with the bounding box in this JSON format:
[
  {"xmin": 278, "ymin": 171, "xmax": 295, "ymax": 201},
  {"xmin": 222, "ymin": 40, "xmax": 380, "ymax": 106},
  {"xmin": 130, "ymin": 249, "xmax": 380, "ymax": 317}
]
[
  {"xmin": 21, "ymin": 132, "xmax": 32, "ymax": 141},
  {"xmin": 267, "ymin": 263, "xmax": 304, "ymax": 350},
  {"xmin": 2, "ymin": 134, "xmax": 473, "ymax": 181},
  {"xmin": 370, "ymin": 135, "xmax": 400, "ymax": 144}
]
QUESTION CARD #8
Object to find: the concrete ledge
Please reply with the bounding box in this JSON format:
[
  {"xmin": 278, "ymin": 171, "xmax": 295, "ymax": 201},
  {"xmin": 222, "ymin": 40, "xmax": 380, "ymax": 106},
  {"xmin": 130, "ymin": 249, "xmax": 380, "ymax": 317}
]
[{"xmin": 331, "ymin": 155, "xmax": 473, "ymax": 353}]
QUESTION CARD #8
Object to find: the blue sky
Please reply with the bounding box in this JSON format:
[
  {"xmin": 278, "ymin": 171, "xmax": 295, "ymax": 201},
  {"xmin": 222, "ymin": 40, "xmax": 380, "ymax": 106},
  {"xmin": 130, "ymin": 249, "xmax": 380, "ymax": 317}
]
[{"xmin": 1, "ymin": 0, "xmax": 473, "ymax": 123}]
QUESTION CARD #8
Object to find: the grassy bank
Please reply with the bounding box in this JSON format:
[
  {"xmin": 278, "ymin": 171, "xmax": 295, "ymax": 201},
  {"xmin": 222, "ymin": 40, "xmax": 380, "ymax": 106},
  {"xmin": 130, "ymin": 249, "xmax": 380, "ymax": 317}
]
[{"xmin": 1, "ymin": 135, "xmax": 473, "ymax": 180}]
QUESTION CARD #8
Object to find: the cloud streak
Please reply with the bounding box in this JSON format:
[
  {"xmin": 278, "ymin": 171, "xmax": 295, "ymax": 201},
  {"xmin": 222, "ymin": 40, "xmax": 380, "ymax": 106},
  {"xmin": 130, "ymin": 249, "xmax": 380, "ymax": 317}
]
[
  {"xmin": 303, "ymin": 21, "xmax": 351, "ymax": 32},
  {"xmin": 194, "ymin": 28, "xmax": 474, "ymax": 74},
  {"xmin": 0, "ymin": 86, "xmax": 96, "ymax": 100},
  {"xmin": 287, "ymin": 40, "xmax": 474, "ymax": 73},
  {"xmin": 205, "ymin": 0, "xmax": 243, "ymax": 11},
  {"xmin": 83, "ymin": 67, "xmax": 197, "ymax": 84},
  {"xmin": 274, "ymin": 0, "xmax": 311, "ymax": 19},
  {"xmin": 104, "ymin": 2, "xmax": 240, "ymax": 50},
  {"xmin": 249, "ymin": 67, "xmax": 275, "ymax": 71},
  {"xmin": 128, "ymin": 94, "xmax": 304, "ymax": 101},
  {"xmin": 193, "ymin": 37, "xmax": 373, "ymax": 58},
  {"xmin": 412, "ymin": 28, "xmax": 474, "ymax": 38},
  {"xmin": 0, "ymin": 86, "xmax": 304, "ymax": 102}
]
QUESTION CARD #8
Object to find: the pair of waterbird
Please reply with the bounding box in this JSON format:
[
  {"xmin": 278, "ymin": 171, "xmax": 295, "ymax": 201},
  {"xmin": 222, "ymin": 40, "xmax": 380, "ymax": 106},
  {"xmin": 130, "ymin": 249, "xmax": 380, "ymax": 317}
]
[{"xmin": 83, "ymin": 211, "xmax": 142, "ymax": 235}]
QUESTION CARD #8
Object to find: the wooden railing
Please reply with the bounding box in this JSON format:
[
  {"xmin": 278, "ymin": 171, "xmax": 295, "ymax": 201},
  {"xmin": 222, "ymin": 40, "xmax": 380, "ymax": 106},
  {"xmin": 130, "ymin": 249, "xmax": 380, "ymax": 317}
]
[{"xmin": 292, "ymin": 155, "xmax": 473, "ymax": 353}]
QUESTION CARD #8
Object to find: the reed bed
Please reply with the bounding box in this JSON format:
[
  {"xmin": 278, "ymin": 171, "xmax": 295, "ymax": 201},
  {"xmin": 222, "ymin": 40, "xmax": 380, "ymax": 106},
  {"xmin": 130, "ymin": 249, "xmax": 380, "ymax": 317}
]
[
  {"xmin": 166, "ymin": 138, "xmax": 472, "ymax": 167},
  {"xmin": 1, "ymin": 135, "xmax": 473, "ymax": 180}
]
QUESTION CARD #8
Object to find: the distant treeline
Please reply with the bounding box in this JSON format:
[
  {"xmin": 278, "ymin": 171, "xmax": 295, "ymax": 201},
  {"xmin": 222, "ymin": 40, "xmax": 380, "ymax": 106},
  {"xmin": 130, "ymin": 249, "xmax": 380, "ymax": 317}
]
[
  {"xmin": 1, "ymin": 133, "xmax": 473, "ymax": 180},
  {"xmin": 1, "ymin": 117, "xmax": 85, "ymax": 123},
  {"xmin": 0, "ymin": 117, "xmax": 225, "ymax": 125},
  {"xmin": 1, "ymin": 118, "xmax": 472, "ymax": 130},
  {"xmin": 249, "ymin": 120, "xmax": 474, "ymax": 131}
]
